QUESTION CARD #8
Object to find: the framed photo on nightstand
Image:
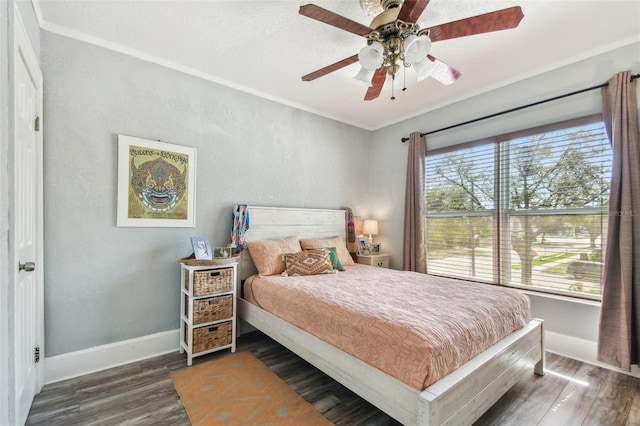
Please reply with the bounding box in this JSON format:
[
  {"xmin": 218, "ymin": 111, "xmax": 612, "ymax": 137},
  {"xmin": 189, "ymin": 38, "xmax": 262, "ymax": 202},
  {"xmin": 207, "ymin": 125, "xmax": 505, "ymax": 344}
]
[
  {"xmin": 371, "ymin": 243, "xmax": 381, "ymax": 254},
  {"xmin": 190, "ymin": 236, "xmax": 212, "ymax": 259},
  {"xmin": 357, "ymin": 237, "xmax": 368, "ymax": 255}
]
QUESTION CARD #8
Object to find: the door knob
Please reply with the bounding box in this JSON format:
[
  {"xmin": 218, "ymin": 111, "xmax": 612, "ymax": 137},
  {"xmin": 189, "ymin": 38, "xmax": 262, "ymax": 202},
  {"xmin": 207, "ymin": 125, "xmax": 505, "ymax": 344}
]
[{"xmin": 18, "ymin": 261, "xmax": 35, "ymax": 272}]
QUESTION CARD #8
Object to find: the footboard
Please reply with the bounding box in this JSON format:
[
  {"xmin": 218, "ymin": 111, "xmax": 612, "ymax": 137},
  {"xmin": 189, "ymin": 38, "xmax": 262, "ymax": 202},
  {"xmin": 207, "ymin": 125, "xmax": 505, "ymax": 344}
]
[
  {"xmin": 238, "ymin": 297, "xmax": 544, "ymax": 426},
  {"xmin": 418, "ymin": 319, "xmax": 544, "ymax": 425}
]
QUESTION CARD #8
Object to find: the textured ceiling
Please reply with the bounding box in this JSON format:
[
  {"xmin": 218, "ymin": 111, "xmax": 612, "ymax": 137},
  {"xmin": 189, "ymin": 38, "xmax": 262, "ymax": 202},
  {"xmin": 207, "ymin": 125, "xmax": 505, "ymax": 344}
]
[{"xmin": 34, "ymin": 0, "xmax": 640, "ymax": 130}]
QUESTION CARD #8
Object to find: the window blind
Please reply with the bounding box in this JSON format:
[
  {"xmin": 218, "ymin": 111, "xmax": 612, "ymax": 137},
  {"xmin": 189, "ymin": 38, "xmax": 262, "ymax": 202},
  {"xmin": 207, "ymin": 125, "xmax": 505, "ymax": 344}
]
[{"xmin": 425, "ymin": 116, "xmax": 611, "ymax": 299}]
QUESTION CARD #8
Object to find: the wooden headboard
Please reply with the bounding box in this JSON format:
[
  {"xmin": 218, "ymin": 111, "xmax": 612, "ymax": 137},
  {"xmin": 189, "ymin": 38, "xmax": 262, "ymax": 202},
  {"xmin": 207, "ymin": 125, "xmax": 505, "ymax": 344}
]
[{"xmin": 237, "ymin": 206, "xmax": 347, "ymax": 282}]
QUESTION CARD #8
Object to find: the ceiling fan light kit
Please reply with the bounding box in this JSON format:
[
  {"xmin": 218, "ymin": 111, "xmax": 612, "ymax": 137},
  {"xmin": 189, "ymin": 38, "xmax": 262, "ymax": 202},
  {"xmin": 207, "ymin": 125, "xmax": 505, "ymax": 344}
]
[
  {"xmin": 358, "ymin": 41, "xmax": 385, "ymax": 70},
  {"xmin": 403, "ymin": 34, "xmax": 432, "ymax": 64},
  {"xmin": 354, "ymin": 67, "xmax": 376, "ymax": 86},
  {"xmin": 300, "ymin": 0, "xmax": 524, "ymax": 101},
  {"xmin": 413, "ymin": 57, "xmax": 436, "ymax": 82}
]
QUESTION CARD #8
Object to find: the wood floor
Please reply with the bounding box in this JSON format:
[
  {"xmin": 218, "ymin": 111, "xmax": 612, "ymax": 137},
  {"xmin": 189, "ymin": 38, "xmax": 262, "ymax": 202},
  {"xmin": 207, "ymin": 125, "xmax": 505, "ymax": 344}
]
[{"xmin": 27, "ymin": 331, "xmax": 639, "ymax": 425}]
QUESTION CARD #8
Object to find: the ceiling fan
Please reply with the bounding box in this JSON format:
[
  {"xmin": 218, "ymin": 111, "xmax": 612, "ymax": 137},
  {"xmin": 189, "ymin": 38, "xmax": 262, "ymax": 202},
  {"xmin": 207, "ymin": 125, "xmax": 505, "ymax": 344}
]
[{"xmin": 299, "ymin": 0, "xmax": 524, "ymax": 101}]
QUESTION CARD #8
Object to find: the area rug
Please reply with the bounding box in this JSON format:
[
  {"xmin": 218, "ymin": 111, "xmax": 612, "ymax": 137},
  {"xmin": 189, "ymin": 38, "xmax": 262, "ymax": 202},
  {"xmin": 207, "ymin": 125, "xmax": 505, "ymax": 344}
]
[{"xmin": 170, "ymin": 351, "xmax": 333, "ymax": 425}]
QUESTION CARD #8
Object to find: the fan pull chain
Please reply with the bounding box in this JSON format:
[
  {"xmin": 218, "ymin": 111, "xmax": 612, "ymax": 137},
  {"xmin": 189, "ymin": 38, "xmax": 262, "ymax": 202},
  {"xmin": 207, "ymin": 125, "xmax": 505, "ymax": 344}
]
[
  {"xmin": 402, "ymin": 66, "xmax": 407, "ymax": 92},
  {"xmin": 391, "ymin": 75, "xmax": 396, "ymax": 100}
]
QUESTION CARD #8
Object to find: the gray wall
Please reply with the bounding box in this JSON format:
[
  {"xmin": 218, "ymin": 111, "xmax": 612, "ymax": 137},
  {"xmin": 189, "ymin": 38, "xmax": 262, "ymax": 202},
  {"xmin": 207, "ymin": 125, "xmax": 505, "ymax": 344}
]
[
  {"xmin": 41, "ymin": 31, "xmax": 371, "ymax": 357},
  {"xmin": 371, "ymin": 42, "xmax": 640, "ymax": 344},
  {"xmin": 37, "ymin": 23, "xmax": 640, "ymax": 361}
]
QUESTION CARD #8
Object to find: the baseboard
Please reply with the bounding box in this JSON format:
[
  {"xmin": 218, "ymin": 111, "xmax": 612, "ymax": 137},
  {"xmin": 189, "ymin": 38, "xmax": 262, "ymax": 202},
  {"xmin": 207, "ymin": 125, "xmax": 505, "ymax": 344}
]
[
  {"xmin": 44, "ymin": 329, "xmax": 180, "ymax": 384},
  {"xmin": 545, "ymin": 330, "xmax": 640, "ymax": 378}
]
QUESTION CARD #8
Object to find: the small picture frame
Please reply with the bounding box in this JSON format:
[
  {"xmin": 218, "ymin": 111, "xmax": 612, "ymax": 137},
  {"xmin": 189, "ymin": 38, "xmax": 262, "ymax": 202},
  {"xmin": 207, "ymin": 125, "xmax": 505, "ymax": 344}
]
[
  {"xmin": 371, "ymin": 243, "xmax": 381, "ymax": 254},
  {"xmin": 357, "ymin": 237, "xmax": 368, "ymax": 255},
  {"xmin": 191, "ymin": 236, "xmax": 212, "ymax": 260},
  {"xmin": 213, "ymin": 247, "xmax": 234, "ymax": 258}
]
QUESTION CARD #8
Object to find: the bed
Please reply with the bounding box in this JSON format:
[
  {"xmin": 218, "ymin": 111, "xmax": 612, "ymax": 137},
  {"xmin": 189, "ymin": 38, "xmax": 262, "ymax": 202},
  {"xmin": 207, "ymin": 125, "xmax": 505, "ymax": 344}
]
[{"xmin": 235, "ymin": 206, "xmax": 545, "ymax": 426}]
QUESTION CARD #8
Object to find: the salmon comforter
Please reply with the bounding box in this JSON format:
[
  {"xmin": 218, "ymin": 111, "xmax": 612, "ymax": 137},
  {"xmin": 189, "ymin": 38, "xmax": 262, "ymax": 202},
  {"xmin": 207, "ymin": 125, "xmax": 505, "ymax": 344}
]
[{"xmin": 244, "ymin": 264, "xmax": 531, "ymax": 390}]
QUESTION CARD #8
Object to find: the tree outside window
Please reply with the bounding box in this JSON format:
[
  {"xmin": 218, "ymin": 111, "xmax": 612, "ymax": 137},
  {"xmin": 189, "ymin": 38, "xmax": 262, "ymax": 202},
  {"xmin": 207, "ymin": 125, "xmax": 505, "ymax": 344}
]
[{"xmin": 425, "ymin": 117, "xmax": 611, "ymax": 299}]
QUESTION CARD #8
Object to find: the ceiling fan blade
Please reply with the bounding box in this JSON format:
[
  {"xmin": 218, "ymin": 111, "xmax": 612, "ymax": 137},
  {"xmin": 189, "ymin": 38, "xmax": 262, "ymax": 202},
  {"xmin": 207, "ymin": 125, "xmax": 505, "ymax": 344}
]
[
  {"xmin": 302, "ymin": 54, "xmax": 359, "ymax": 82},
  {"xmin": 299, "ymin": 4, "xmax": 372, "ymax": 37},
  {"xmin": 429, "ymin": 6, "xmax": 524, "ymax": 42},
  {"xmin": 397, "ymin": 0, "xmax": 432, "ymax": 23},
  {"xmin": 364, "ymin": 68, "xmax": 387, "ymax": 101},
  {"xmin": 426, "ymin": 55, "xmax": 461, "ymax": 86}
]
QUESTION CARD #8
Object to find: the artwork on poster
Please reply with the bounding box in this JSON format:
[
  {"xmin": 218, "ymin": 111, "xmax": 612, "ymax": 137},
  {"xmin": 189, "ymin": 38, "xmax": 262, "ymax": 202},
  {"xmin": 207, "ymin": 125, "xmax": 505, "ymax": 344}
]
[{"xmin": 117, "ymin": 135, "xmax": 196, "ymax": 227}]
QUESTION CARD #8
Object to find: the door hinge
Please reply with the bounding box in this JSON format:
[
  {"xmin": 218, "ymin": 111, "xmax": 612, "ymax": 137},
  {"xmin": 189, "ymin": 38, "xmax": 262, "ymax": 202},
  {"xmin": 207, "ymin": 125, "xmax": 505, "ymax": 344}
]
[
  {"xmin": 34, "ymin": 116, "xmax": 40, "ymax": 131},
  {"xmin": 34, "ymin": 346, "xmax": 40, "ymax": 364}
]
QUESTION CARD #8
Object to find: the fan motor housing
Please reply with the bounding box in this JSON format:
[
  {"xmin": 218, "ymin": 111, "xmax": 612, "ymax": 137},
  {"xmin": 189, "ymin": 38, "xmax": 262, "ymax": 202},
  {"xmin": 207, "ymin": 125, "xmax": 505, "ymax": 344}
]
[{"xmin": 369, "ymin": 8, "xmax": 400, "ymax": 33}]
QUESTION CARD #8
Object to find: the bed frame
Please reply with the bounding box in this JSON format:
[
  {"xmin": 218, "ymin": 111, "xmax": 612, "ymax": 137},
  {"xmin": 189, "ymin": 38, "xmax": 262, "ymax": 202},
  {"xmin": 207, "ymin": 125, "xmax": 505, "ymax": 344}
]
[{"xmin": 235, "ymin": 206, "xmax": 545, "ymax": 426}]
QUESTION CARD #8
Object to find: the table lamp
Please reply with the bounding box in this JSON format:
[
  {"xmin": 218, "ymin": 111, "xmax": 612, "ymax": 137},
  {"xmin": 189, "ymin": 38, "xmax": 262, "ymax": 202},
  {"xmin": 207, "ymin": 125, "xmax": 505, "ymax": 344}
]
[{"xmin": 362, "ymin": 219, "xmax": 379, "ymax": 248}]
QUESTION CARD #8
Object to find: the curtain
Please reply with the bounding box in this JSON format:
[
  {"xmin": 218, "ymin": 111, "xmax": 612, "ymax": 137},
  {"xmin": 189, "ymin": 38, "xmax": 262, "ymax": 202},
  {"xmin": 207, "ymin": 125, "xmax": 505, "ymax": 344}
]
[
  {"xmin": 598, "ymin": 71, "xmax": 640, "ymax": 371},
  {"xmin": 403, "ymin": 132, "xmax": 427, "ymax": 273}
]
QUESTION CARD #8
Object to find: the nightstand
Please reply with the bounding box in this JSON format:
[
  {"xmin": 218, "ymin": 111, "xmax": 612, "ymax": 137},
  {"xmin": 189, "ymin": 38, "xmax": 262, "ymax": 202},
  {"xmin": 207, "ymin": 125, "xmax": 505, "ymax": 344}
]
[
  {"xmin": 180, "ymin": 261, "xmax": 237, "ymax": 366},
  {"xmin": 357, "ymin": 253, "xmax": 390, "ymax": 268}
]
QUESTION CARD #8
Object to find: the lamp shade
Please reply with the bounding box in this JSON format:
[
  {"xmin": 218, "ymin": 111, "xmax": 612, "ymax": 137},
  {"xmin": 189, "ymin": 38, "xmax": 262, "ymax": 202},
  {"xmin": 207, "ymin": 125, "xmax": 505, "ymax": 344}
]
[
  {"xmin": 353, "ymin": 67, "xmax": 375, "ymax": 86},
  {"xmin": 362, "ymin": 219, "xmax": 379, "ymax": 236},
  {"xmin": 403, "ymin": 35, "xmax": 432, "ymax": 65},
  {"xmin": 358, "ymin": 41, "xmax": 384, "ymax": 71},
  {"xmin": 412, "ymin": 57, "xmax": 436, "ymax": 81}
]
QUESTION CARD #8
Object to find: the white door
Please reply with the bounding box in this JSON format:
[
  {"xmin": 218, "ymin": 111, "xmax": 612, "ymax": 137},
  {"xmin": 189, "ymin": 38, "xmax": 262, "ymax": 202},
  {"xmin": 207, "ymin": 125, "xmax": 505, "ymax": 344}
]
[{"xmin": 13, "ymin": 10, "xmax": 44, "ymax": 425}]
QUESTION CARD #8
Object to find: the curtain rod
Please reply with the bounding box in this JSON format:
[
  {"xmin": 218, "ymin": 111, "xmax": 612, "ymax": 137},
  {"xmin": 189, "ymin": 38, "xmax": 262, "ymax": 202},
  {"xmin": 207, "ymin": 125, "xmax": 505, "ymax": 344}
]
[{"xmin": 400, "ymin": 73, "xmax": 640, "ymax": 143}]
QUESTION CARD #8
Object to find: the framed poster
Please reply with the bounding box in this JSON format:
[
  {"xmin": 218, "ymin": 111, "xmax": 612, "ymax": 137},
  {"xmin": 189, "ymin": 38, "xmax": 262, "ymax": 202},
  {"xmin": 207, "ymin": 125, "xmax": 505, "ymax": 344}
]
[{"xmin": 117, "ymin": 135, "xmax": 196, "ymax": 227}]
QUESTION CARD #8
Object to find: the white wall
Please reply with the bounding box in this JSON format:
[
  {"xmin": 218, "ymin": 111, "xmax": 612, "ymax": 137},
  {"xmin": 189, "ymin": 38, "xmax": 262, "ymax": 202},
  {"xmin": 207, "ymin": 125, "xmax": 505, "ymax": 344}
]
[
  {"xmin": 371, "ymin": 41, "xmax": 640, "ymax": 372},
  {"xmin": 40, "ymin": 30, "xmax": 372, "ymax": 358}
]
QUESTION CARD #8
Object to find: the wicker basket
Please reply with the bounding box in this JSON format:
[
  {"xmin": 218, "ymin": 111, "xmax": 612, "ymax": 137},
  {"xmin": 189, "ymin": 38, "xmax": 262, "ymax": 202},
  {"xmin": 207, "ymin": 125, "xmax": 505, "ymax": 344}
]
[
  {"xmin": 185, "ymin": 267, "xmax": 234, "ymax": 296},
  {"xmin": 192, "ymin": 321, "xmax": 232, "ymax": 353},
  {"xmin": 191, "ymin": 294, "xmax": 233, "ymax": 325}
]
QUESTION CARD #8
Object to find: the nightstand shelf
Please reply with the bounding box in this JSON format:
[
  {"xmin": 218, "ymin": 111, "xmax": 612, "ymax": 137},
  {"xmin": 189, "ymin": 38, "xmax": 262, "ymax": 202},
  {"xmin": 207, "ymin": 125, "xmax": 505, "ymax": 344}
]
[
  {"xmin": 357, "ymin": 253, "xmax": 390, "ymax": 268},
  {"xmin": 180, "ymin": 262, "xmax": 237, "ymax": 365}
]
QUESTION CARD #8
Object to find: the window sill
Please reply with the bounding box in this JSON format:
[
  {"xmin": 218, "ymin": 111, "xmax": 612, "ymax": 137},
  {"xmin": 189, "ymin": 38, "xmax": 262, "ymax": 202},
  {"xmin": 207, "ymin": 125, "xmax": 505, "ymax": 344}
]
[{"xmin": 518, "ymin": 288, "xmax": 601, "ymax": 308}]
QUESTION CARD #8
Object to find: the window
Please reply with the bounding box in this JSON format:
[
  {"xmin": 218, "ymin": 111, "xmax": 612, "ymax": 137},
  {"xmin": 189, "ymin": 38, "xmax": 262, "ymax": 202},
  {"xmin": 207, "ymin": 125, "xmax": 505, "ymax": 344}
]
[{"xmin": 425, "ymin": 115, "xmax": 611, "ymax": 300}]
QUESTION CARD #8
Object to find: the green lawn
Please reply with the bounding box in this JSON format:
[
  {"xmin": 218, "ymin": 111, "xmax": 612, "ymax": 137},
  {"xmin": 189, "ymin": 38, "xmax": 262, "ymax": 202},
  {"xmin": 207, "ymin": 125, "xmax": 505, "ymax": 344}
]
[
  {"xmin": 533, "ymin": 252, "xmax": 578, "ymax": 266},
  {"xmin": 512, "ymin": 251, "xmax": 579, "ymax": 270}
]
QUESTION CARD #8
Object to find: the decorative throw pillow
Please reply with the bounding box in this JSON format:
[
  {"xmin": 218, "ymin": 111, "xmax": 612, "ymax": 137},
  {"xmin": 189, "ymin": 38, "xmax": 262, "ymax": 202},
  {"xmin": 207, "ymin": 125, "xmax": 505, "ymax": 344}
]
[
  {"xmin": 246, "ymin": 236, "xmax": 301, "ymax": 276},
  {"xmin": 300, "ymin": 236, "xmax": 355, "ymax": 266},
  {"xmin": 305, "ymin": 247, "xmax": 344, "ymax": 271},
  {"xmin": 283, "ymin": 250, "xmax": 334, "ymax": 276}
]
